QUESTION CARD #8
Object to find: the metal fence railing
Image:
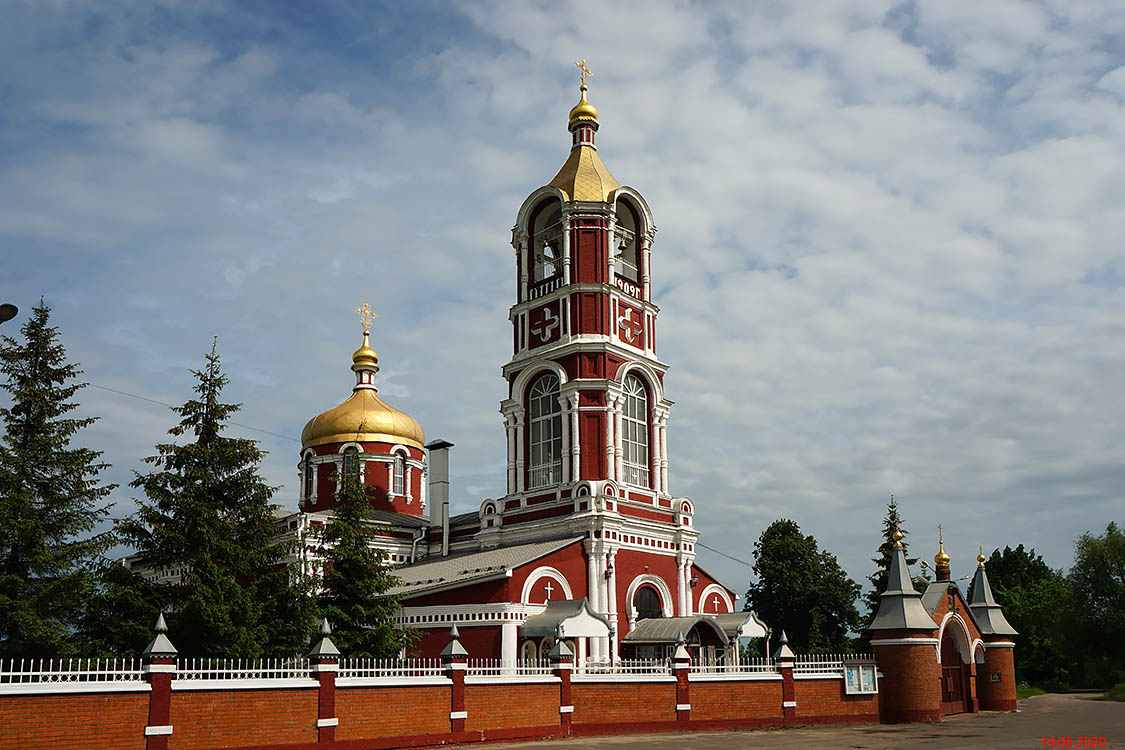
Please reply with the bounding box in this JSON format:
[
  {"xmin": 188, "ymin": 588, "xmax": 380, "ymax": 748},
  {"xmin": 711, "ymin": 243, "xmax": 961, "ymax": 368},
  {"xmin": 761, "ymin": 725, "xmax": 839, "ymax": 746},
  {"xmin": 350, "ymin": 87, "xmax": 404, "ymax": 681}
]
[
  {"xmin": 0, "ymin": 658, "xmax": 145, "ymax": 685},
  {"xmin": 338, "ymin": 658, "xmax": 444, "ymax": 679},
  {"xmin": 175, "ymin": 657, "xmax": 310, "ymax": 681},
  {"xmin": 466, "ymin": 658, "xmax": 553, "ymax": 676},
  {"xmin": 690, "ymin": 657, "xmax": 777, "ymax": 674},
  {"xmin": 580, "ymin": 659, "xmax": 671, "ymax": 675}
]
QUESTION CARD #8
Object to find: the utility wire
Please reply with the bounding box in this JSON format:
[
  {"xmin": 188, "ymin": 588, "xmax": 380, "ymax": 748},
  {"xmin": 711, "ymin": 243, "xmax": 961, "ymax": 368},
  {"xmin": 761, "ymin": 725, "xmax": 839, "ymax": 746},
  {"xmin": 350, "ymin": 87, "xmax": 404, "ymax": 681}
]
[
  {"xmin": 696, "ymin": 541, "xmax": 753, "ymax": 567},
  {"xmin": 88, "ymin": 383, "xmax": 301, "ymax": 443}
]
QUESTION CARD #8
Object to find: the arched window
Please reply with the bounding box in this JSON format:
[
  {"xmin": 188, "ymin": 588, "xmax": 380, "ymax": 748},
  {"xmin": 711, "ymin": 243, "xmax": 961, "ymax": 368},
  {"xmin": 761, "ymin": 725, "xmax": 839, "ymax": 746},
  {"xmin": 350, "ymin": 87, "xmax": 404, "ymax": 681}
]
[
  {"xmin": 303, "ymin": 453, "xmax": 314, "ymax": 502},
  {"xmin": 342, "ymin": 446, "xmax": 359, "ymax": 482},
  {"xmin": 531, "ymin": 203, "xmax": 563, "ymax": 283},
  {"xmin": 393, "ymin": 454, "xmax": 405, "ymax": 495},
  {"xmin": 633, "ymin": 586, "xmax": 662, "ymax": 621},
  {"xmin": 528, "ymin": 373, "xmax": 562, "ymax": 489},
  {"xmin": 621, "ymin": 374, "xmax": 649, "ymax": 487},
  {"xmin": 614, "ymin": 200, "xmax": 640, "ymax": 283}
]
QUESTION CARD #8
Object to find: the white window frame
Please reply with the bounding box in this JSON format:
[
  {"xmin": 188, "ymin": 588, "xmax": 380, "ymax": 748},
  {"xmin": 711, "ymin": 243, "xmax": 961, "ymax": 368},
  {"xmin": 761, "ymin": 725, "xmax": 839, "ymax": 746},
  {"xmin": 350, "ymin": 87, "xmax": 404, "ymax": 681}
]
[
  {"xmin": 621, "ymin": 374, "xmax": 650, "ymax": 487},
  {"xmin": 393, "ymin": 453, "xmax": 405, "ymax": 495},
  {"xmin": 528, "ymin": 374, "xmax": 562, "ymax": 489}
]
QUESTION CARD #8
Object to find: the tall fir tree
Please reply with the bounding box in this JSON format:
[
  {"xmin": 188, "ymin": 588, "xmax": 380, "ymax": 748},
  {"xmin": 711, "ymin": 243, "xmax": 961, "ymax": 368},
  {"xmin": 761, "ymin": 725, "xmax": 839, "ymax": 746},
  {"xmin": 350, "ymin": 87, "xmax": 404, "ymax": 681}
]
[
  {"xmin": 0, "ymin": 300, "xmax": 116, "ymax": 656},
  {"xmin": 118, "ymin": 341, "xmax": 315, "ymax": 657},
  {"xmin": 316, "ymin": 474, "xmax": 415, "ymax": 658},
  {"xmin": 863, "ymin": 497, "xmax": 927, "ymax": 623}
]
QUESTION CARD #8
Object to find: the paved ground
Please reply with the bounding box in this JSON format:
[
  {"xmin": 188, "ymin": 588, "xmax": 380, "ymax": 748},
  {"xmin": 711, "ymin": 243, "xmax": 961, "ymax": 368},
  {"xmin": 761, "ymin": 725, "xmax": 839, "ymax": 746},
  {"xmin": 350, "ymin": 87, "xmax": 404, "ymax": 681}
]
[{"xmin": 497, "ymin": 694, "xmax": 1123, "ymax": 750}]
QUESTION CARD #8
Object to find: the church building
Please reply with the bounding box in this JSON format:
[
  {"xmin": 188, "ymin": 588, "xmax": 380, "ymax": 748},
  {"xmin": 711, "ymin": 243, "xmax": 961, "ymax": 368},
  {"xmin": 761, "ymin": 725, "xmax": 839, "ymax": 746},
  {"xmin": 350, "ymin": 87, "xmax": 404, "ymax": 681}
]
[{"xmin": 290, "ymin": 67, "xmax": 767, "ymax": 665}]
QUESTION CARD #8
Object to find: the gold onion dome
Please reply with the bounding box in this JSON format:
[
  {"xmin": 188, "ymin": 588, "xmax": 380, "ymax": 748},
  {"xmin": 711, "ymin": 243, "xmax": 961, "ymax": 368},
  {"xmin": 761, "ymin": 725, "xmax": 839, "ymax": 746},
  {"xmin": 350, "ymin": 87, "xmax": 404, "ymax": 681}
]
[
  {"xmin": 935, "ymin": 525, "xmax": 950, "ymax": 565},
  {"xmin": 300, "ymin": 317, "xmax": 425, "ymax": 451},
  {"xmin": 569, "ymin": 85, "xmax": 599, "ymax": 125},
  {"xmin": 978, "ymin": 548, "xmax": 987, "ymax": 567},
  {"xmin": 549, "ymin": 67, "xmax": 621, "ymax": 203}
]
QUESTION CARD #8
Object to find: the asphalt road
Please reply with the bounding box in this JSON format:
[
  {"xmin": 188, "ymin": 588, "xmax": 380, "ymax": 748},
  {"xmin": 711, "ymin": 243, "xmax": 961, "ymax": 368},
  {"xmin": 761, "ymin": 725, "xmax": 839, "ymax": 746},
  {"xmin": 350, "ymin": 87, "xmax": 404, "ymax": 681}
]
[{"xmin": 495, "ymin": 694, "xmax": 1122, "ymax": 750}]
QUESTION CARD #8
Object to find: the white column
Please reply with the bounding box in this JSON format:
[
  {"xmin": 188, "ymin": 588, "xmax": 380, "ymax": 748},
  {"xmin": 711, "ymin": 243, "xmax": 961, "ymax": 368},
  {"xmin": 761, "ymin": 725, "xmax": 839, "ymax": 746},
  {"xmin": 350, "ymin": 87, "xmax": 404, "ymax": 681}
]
[
  {"xmin": 642, "ymin": 240, "xmax": 651, "ymax": 302},
  {"xmin": 559, "ymin": 395, "xmax": 570, "ymax": 483},
  {"xmin": 519, "ymin": 242, "xmax": 528, "ymax": 302},
  {"xmin": 604, "ymin": 405, "xmax": 615, "ymax": 482},
  {"xmin": 660, "ymin": 416, "xmax": 669, "ymax": 492},
  {"xmin": 570, "ymin": 397, "xmax": 581, "ymax": 480},
  {"xmin": 651, "ymin": 408, "xmax": 662, "ymax": 495},
  {"xmin": 613, "ymin": 396, "xmax": 624, "ymax": 485},
  {"xmin": 607, "ymin": 547, "xmax": 619, "ymax": 661},
  {"xmin": 584, "ymin": 539, "xmax": 602, "ymax": 661},
  {"xmin": 502, "ymin": 622, "xmax": 518, "ymax": 672},
  {"xmin": 386, "ymin": 461, "xmax": 393, "ymax": 493},
  {"xmin": 577, "ymin": 637, "xmax": 587, "ymax": 672},
  {"xmin": 505, "ymin": 416, "xmax": 517, "ymax": 493},
  {"xmin": 420, "ymin": 465, "xmax": 427, "ymax": 513},
  {"xmin": 562, "ymin": 216, "xmax": 572, "ymax": 284},
  {"xmin": 515, "ymin": 411, "xmax": 526, "ymax": 493},
  {"xmin": 676, "ymin": 559, "xmax": 687, "ymax": 616},
  {"xmin": 405, "ymin": 464, "xmax": 413, "ymax": 504}
]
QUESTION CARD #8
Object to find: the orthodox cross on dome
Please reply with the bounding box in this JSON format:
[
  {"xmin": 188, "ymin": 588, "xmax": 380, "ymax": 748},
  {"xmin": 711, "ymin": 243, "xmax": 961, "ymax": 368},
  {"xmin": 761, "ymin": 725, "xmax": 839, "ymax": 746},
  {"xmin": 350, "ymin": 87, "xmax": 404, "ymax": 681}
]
[
  {"xmin": 575, "ymin": 58, "xmax": 593, "ymax": 88},
  {"xmin": 356, "ymin": 302, "xmax": 377, "ymax": 334}
]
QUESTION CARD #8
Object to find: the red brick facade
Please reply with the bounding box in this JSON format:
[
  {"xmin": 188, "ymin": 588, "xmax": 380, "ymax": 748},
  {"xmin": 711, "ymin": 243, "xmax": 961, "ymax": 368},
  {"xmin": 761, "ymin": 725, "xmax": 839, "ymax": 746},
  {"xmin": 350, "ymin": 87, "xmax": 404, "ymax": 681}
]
[
  {"xmin": 167, "ymin": 689, "xmax": 318, "ymax": 748},
  {"xmin": 0, "ymin": 692, "xmax": 148, "ymax": 750}
]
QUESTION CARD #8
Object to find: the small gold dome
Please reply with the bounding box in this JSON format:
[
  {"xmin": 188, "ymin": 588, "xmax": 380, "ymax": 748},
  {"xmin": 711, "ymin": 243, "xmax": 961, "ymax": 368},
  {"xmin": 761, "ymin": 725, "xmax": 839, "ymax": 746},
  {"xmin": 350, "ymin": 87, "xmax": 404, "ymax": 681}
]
[
  {"xmin": 892, "ymin": 528, "xmax": 903, "ymax": 547},
  {"xmin": 301, "ymin": 389, "xmax": 425, "ymax": 450},
  {"xmin": 977, "ymin": 548, "xmax": 987, "ymax": 567},
  {"xmin": 352, "ymin": 331, "xmax": 378, "ymax": 367},
  {"xmin": 569, "ymin": 86, "xmax": 599, "ymax": 126},
  {"xmin": 935, "ymin": 549, "xmax": 951, "ymax": 565}
]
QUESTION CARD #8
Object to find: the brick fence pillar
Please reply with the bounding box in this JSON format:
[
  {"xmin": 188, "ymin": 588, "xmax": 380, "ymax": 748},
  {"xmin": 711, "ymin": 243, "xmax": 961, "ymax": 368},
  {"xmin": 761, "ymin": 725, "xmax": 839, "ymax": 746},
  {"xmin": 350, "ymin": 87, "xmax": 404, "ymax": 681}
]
[
  {"xmin": 773, "ymin": 631, "xmax": 796, "ymax": 721},
  {"xmin": 672, "ymin": 640, "xmax": 691, "ymax": 722},
  {"xmin": 549, "ymin": 638, "xmax": 574, "ymax": 735},
  {"xmin": 309, "ymin": 618, "xmax": 341, "ymax": 743},
  {"xmin": 870, "ymin": 631, "xmax": 942, "ymax": 723},
  {"xmin": 442, "ymin": 625, "xmax": 469, "ymax": 733},
  {"xmin": 141, "ymin": 614, "xmax": 177, "ymax": 750},
  {"xmin": 978, "ymin": 638, "xmax": 1017, "ymax": 711}
]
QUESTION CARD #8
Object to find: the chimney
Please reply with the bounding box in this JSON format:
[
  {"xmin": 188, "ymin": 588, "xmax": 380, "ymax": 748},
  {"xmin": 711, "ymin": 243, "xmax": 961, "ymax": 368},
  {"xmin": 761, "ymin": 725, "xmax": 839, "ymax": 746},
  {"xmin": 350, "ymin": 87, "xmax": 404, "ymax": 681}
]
[{"xmin": 426, "ymin": 439, "xmax": 454, "ymax": 557}]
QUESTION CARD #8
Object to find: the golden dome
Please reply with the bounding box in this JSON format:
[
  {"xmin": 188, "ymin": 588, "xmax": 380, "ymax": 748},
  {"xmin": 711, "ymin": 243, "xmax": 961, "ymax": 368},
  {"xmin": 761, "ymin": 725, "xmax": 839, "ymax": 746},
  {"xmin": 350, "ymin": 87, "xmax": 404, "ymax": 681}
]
[
  {"xmin": 977, "ymin": 547, "xmax": 987, "ymax": 567},
  {"xmin": 935, "ymin": 549, "xmax": 951, "ymax": 565},
  {"xmin": 352, "ymin": 331, "xmax": 378, "ymax": 367},
  {"xmin": 548, "ymin": 138, "xmax": 621, "ymax": 202},
  {"xmin": 301, "ymin": 388, "xmax": 425, "ymax": 450},
  {"xmin": 892, "ymin": 528, "xmax": 903, "ymax": 548},
  {"xmin": 569, "ymin": 86, "xmax": 599, "ymax": 126}
]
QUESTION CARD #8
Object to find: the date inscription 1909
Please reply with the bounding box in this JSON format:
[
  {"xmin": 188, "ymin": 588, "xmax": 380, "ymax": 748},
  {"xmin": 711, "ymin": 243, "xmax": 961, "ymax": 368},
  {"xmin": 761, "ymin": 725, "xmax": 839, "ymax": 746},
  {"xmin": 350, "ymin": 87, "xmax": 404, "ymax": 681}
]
[{"xmin": 1042, "ymin": 738, "xmax": 1106, "ymax": 747}]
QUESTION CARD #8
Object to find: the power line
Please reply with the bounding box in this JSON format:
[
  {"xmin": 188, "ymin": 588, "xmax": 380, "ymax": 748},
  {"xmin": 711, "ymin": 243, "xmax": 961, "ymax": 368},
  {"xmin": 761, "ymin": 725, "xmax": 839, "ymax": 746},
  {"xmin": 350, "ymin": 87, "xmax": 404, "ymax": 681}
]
[
  {"xmin": 88, "ymin": 383, "xmax": 301, "ymax": 443},
  {"xmin": 696, "ymin": 541, "xmax": 753, "ymax": 567}
]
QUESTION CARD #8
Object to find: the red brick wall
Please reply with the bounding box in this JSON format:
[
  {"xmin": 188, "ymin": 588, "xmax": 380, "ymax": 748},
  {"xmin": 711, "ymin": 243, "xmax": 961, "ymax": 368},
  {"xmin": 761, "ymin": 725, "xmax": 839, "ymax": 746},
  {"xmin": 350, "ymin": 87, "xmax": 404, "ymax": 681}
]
[
  {"xmin": 0, "ymin": 691, "xmax": 148, "ymax": 750},
  {"xmin": 336, "ymin": 685, "xmax": 449, "ymax": 739},
  {"xmin": 465, "ymin": 683, "xmax": 558, "ymax": 730},
  {"xmin": 168, "ymin": 688, "xmax": 317, "ymax": 749},
  {"xmin": 978, "ymin": 645, "xmax": 1017, "ymax": 711},
  {"xmin": 571, "ymin": 681, "xmax": 675, "ymax": 724},
  {"xmin": 873, "ymin": 641, "xmax": 942, "ymax": 723},
  {"xmin": 690, "ymin": 680, "xmax": 783, "ymax": 720},
  {"xmin": 794, "ymin": 678, "xmax": 879, "ymax": 717}
]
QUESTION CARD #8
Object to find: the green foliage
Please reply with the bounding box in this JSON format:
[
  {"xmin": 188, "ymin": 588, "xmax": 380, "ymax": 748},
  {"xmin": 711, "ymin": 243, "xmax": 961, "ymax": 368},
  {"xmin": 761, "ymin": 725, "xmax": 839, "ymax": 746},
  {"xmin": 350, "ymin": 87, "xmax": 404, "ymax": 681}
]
[
  {"xmin": 76, "ymin": 560, "xmax": 166, "ymax": 656},
  {"xmin": 0, "ymin": 301, "xmax": 116, "ymax": 656},
  {"xmin": 1106, "ymin": 682, "xmax": 1125, "ymax": 702},
  {"xmin": 1016, "ymin": 683, "xmax": 1046, "ymax": 699},
  {"xmin": 744, "ymin": 519, "xmax": 861, "ymax": 653},
  {"xmin": 316, "ymin": 475, "xmax": 415, "ymax": 658},
  {"xmin": 116, "ymin": 342, "xmax": 315, "ymax": 657},
  {"xmin": 863, "ymin": 497, "xmax": 927, "ymax": 624},
  {"xmin": 1070, "ymin": 522, "xmax": 1125, "ymax": 687}
]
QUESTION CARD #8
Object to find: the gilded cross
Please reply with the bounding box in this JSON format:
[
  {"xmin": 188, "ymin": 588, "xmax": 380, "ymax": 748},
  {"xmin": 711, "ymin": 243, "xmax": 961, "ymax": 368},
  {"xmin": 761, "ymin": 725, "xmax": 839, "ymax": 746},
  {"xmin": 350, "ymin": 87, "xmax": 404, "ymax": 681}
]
[
  {"xmin": 575, "ymin": 58, "xmax": 593, "ymax": 87},
  {"xmin": 356, "ymin": 302, "xmax": 377, "ymax": 334}
]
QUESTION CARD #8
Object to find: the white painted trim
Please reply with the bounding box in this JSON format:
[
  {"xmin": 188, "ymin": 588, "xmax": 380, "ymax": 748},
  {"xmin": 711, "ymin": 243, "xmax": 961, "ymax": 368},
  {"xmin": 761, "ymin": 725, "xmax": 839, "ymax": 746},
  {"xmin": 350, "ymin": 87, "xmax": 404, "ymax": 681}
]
[
  {"xmin": 697, "ymin": 583, "xmax": 734, "ymax": 614},
  {"xmin": 336, "ymin": 677, "xmax": 452, "ymax": 688},
  {"xmin": 559, "ymin": 705, "xmax": 574, "ymax": 714},
  {"xmin": 688, "ymin": 673, "xmax": 783, "ymax": 683},
  {"xmin": 675, "ymin": 703, "xmax": 691, "ymax": 711},
  {"xmin": 570, "ymin": 675, "xmax": 675, "ymax": 684},
  {"xmin": 143, "ymin": 664, "xmax": 177, "ymax": 673},
  {"xmin": 984, "ymin": 641, "xmax": 1016, "ymax": 648},
  {"xmin": 794, "ymin": 674, "xmax": 844, "ymax": 680},
  {"xmin": 313, "ymin": 663, "xmax": 339, "ymax": 672},
  {"xmin": 444, "ymin": 662, "xmax": 467, "ymax": 671},
  {"xmin": 0, "ymin": 682, "xmax": 150, "ymax": 695},
  {"xmin": 624, "ymin": 573, "xmax": 675, "ymax": 618},
  {"xmin": 937, "ymin": 612, "xmax": 974, "ymax": 665},
  {"xmin": 465, "ymin": 675, "xmax": 560, "ymax": 685},
  {"xmin": 316, "ymin": 718, "xmax": 339, "ymax": 728},
  {"xmin": 869, "ymin": 638, "xmax": 939, "ymax": 646},
  {"xmin": 450, "ymin": 711, "xmax": 468, "ymax": 720},
  {"xmin": 782, "ymin": 700, "xmax": 797, "ymax": 708},
  {"xmin": 521, "ymin": 566, "xmax": 575, "ymax": 604},
  {"xmin": 971, "ymin": 639, "xmax": 986, "ymax": 664},
  {"xmin": 145, "ymin": 726, "xmax": 173, "ymax": 736},
  {"xmin": 172, "ymin": 678, "xmax": 319, "ymax": 691}
]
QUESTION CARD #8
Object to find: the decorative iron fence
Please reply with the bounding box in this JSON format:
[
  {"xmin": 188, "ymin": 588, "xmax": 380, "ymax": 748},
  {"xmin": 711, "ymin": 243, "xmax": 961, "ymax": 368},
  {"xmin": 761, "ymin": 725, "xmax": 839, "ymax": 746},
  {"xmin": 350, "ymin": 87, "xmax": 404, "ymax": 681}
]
[
  {"xmin": 690, "ymin": 657, "xmax": 777, "ymax": 674},
  {"xmin": 337, "ymin": 658, "xmax": 445, "ymax": 679},
  {"xmin": 466, "ymin": 658, "xmax": 553, "ymax": 676},
  {"xmin": 175, "ymin": 657, "xmax": 310, "ymax": 681},
  {"xmin": 580, "ymin": 659, "xmax": 671, "ymax": 675},
  {"xmin": 792, "ymin": 653, "xmax": 874, "ymax": 675},
  {"xmin": 0, "ymin": 657, "xmax": 145, "ymax": 684}
]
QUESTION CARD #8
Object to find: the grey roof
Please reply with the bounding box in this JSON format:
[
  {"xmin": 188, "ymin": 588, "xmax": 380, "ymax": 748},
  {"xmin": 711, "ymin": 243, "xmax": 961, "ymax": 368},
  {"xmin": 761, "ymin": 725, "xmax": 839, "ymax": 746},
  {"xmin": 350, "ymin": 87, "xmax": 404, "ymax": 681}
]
[
  {"xmin": 367, "ymin": 510, "xmax": 430, "ymax": 529},
  {"xmin": 521, "ymin": 598, "xmax": 612, "ymax": 639},
  {"xmin": 390, "ymin": 536, "xmax": 583, "ymax": 597},
  {"xmin": 308, "ymin": 618, "xmax": 341, "ymax": 657},
  {"xmin": 142, "ymin": 613, "xmax": 178, "ymax": 657},
  {"xmin": 921, "ymin": 580, "xmax": 957, "ymax": 615},
  {"xmin": 968, "ymin": 565, "xmax": 1018, "ymax": 636},
  {"xmin": 622, "ymin": 615, "xmax": 727, "ymax": 644},
  {"xmin": 440, "ymin": 625, "xmax": 469, "ymax": 657},
  {"xmin": 712, "ymin": 611, "xmax": 769, "ymax": 640},
  {"xmin": 772, "ymin": 629, "xmax": 795, "ymax": 660},
  {"xmin": 868, "ymin": 546, "xmax": 939, "ymax": 632},
  {"xmin": 448, "ymin": 510, "xmax": 479, "ymax": 528}
]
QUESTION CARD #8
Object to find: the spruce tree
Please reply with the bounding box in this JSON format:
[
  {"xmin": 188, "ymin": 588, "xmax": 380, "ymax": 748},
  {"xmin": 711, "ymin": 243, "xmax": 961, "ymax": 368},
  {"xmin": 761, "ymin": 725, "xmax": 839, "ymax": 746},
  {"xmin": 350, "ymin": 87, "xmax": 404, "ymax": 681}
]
[
  {"xmin": 0, "ymin": 300, "xmax": 116, "ymax": 656},
  {"xmin": 316, "ymin": 474, "xmax": 415, "ymax": 658},
  {"xmin": 863, "ymin": 497, "xmax": 927, "ymax": 623},
  {"xmin": 119, "ymin": 341, "xmax": 314, "ymax": 657}
]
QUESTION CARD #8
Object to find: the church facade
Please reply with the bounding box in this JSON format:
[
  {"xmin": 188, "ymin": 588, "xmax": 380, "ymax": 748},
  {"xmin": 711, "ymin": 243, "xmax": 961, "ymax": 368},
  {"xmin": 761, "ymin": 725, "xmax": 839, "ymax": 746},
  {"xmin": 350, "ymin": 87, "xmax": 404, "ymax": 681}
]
[{"xmin": 289, "ymin": 72, "xmax": 766, "ymax": 665}]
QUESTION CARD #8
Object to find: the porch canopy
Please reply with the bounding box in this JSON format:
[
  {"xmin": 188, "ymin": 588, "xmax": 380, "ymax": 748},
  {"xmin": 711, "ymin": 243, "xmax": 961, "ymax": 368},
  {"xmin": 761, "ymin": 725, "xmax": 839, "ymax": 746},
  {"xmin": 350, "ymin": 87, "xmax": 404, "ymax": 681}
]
[
  {"xmin": 521, "ymin": 598, "xmax": 612, "ymax": 640},
  {"xmin": 622, "ymin": 615, "xmax": 728, "ymax": 646},
  {"xmin": 712, "ymin": 611, "xmax": 769, "ymax": 640}
]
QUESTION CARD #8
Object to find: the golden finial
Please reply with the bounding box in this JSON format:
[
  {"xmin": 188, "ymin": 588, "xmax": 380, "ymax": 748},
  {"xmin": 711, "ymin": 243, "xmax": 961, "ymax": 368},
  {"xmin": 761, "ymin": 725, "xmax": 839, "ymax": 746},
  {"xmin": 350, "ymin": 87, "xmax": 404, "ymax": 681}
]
[
  {"xmin": 356, "ymin": 302, "xmax": 377, "ymax": 334},
  {"xmin": 934, "ymin": 524, "xmax": 950, "ymax": 565},
  {"xmin": 977, "ymin": 546, "xmax": 987, "ymax": 567},
  {"xmin": 575, "ymin": 58, "xmax": 593, "ymax": 88},
  {"xmin": 892, "ymin": 522, "xmax": 903, "ymax": 548}
]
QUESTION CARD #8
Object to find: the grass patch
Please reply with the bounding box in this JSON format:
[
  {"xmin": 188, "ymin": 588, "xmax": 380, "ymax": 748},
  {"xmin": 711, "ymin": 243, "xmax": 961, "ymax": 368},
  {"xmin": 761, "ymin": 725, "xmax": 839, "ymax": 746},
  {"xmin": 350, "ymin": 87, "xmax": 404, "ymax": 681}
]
[
  {"xmin": 1017, "ymin": 684, "xmax": 1046, "ymax": 699},
  {"xmin": 1105, "ymin": 683, "xmax": 1125, "ymax": 702}
]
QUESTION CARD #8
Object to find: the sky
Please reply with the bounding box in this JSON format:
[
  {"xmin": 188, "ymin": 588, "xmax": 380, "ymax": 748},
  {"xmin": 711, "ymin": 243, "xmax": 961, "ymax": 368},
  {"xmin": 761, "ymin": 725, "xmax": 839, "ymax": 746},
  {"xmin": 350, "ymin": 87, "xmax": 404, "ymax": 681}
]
[{"xmin": 1, "ymin": 0, "xmax": 1123, "ymax": 604}]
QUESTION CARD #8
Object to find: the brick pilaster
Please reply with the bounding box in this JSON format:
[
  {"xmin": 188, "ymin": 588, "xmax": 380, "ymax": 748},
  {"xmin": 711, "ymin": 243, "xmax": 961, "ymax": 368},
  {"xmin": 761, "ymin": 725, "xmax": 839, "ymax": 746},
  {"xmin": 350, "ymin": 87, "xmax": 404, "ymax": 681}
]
[
  {"xmin": 550, "ymin": 640, "xmax": 574, "ymax": 735},
  {"xmin": 442, "ymin": 625, "xmax": 469, "ymax": 733},
  {"xmin": 978, "ymin": 638, "xmax": 1017, "ymax": 711},
  {"xmin": 141, "ymin": 614, "xmax": 177, "ymax": 750},
  {"xmin": 778, "ymin": 658, "xmax": 796, "ymax": 720},
  {"xmin": 672, "ymin": 642, "xmax": 691, "ymax": 722},
  {"xmin": 308, "ymin": 618, "xmax": 341, "ymax": 742}
]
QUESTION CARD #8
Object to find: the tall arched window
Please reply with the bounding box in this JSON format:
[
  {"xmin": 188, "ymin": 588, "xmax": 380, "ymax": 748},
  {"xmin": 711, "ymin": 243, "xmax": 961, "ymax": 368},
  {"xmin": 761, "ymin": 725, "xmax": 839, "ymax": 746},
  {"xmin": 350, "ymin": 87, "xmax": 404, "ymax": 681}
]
[
  {"xmin": 531, "ymin": 203, "xmax": 563, "ymax": 283},
  {"xmin": 621, "ymin": 374, "xmax": 649, "ymax": 487},
  {"xmin": 633, "ymin": 586, "xmax": 662, "ymax": 621},
  {"xmin": 303, "ymin": 453, "xmax": 314, "ymax": 502},
  {"xmin": 393, "ymin": 453, "xmax": 405, "ymax": 495},
  {"xmin": 528, "ymin": 373, "xmax": 562, "ymax": 489},
  {"xmin": 342, "ymin": 446, "xmax": 359, "ymax": 483},
  {"xmin": 614, "ymin": 199, "xmax": 640, "ymax": 284}
]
